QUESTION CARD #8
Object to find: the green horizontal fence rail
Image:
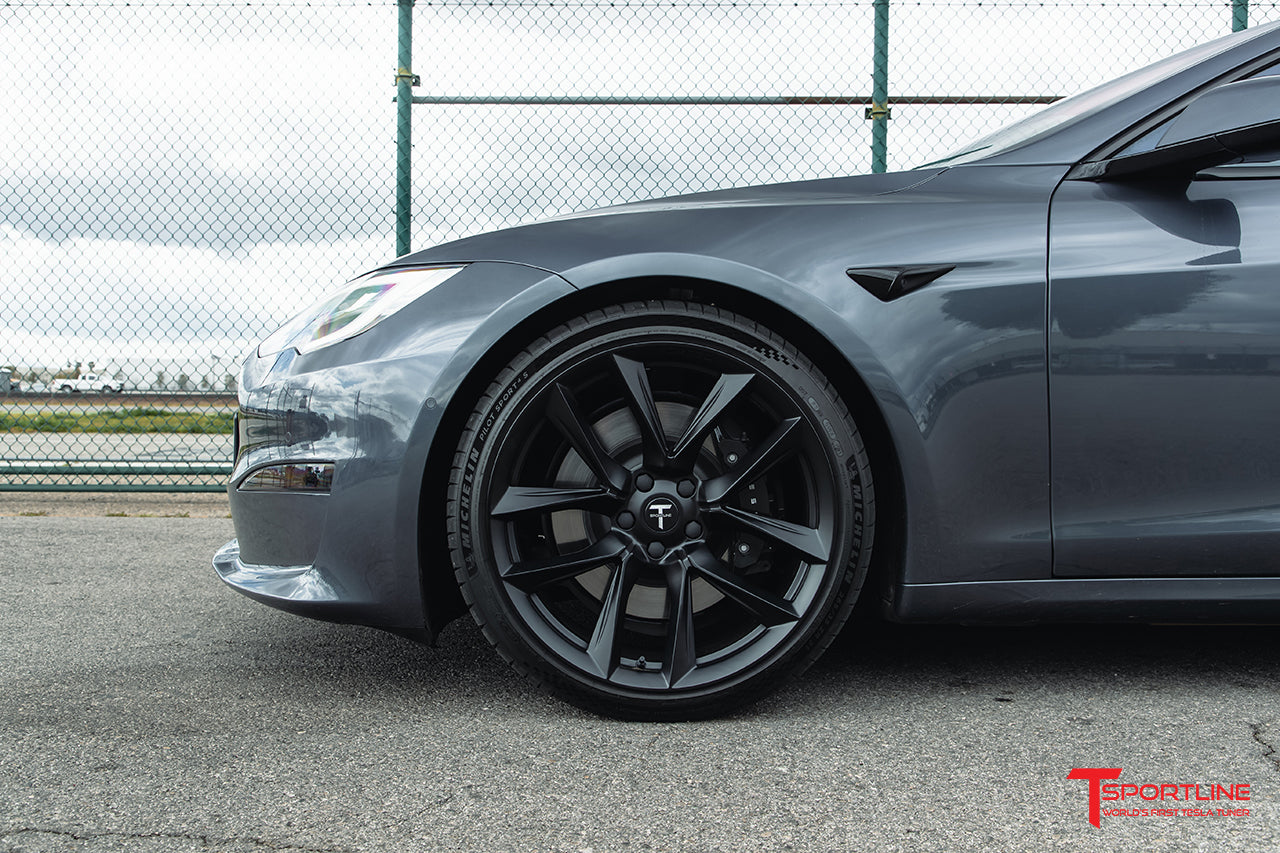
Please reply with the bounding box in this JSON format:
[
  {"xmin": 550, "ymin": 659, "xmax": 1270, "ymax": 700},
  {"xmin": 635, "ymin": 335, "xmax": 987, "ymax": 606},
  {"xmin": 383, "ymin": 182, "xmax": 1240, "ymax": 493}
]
[
  {"xmin": 407, "ymin": 95, "xmax": 1066, "ymax": 105},
  {"xmin": 1, "ymin": 0, "xmax": 1272, "ymax": 491}
]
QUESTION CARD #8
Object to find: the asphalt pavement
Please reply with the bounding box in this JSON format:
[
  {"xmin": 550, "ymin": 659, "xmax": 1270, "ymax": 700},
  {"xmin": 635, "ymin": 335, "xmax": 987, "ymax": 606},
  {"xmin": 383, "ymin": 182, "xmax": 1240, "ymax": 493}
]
[{"xmin": 1, "ymin": 512, "xmax": 1278, "ymax": 852}]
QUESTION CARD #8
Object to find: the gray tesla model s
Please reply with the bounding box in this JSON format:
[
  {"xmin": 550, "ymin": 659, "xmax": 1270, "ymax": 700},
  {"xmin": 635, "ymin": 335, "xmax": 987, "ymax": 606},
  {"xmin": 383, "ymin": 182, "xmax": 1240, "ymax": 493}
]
[{"xmin": 216, "ymin": 23, "xmax": 1280, "ymax": 719}]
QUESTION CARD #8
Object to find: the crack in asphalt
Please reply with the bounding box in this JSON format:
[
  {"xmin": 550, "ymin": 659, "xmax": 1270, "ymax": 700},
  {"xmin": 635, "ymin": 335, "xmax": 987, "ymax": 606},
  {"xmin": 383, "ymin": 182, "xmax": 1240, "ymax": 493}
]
[
  {"xmin": 0, "ymin": 827, "xmax": 351, "ymax": 852},
  {"xmin": 1251, "ymin": 723, "xmax": 1280, "ymax": 773}
]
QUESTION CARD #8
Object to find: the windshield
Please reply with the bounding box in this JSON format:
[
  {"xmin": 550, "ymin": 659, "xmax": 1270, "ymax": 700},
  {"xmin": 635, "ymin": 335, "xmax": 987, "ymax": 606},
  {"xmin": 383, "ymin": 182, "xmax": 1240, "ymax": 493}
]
[{"xmin": 919, "ymin": 29, "xmax": 1261, "ymax": 168}]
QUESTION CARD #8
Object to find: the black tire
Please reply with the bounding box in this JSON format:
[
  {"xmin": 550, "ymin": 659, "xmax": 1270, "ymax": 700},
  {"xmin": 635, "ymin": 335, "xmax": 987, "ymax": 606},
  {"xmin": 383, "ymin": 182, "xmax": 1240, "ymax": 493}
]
[{"xmin": 446, "ymin": 300, "xmax": 874, "ymax": 719}]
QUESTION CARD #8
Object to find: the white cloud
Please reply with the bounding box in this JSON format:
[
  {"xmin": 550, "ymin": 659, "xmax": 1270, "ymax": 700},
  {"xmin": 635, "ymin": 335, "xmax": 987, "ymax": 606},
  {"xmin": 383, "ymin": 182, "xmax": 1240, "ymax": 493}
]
[
  {"xmin": 1, "ymin": 0, "xmax": 1273, "ymax": 386},
  {"xmin": 0, "ymin": 224, "xmax": 387, "ymax": 375}
]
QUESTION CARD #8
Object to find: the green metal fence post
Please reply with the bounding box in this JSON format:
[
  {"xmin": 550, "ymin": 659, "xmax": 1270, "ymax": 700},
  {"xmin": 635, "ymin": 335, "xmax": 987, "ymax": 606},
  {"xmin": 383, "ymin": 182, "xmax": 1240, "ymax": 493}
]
[
  {"xmin": 870, "ymin": 0, "xmax": 890, "ymax": 173},
  {"xmin": 395, "ymin": 0, "xmax": 415, "ymax": 257},
  {"xmin": 1232, "ymin": 0, "xmax": 1249, "ymax": 31}
]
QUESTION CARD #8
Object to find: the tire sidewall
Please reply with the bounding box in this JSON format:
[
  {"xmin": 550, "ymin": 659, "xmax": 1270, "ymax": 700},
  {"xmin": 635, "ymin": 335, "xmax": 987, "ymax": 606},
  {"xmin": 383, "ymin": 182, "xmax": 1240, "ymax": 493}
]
[{"xmin": 449, "ymin": 301, "xmax": 872, "ymax": 716}]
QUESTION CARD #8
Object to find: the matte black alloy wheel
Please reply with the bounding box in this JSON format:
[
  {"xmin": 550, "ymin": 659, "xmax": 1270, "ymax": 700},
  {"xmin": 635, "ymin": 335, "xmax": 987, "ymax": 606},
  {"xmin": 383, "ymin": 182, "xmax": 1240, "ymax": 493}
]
[{"xmin": 448, "ymin": 301, "xmax": 874, "ymax": 719}]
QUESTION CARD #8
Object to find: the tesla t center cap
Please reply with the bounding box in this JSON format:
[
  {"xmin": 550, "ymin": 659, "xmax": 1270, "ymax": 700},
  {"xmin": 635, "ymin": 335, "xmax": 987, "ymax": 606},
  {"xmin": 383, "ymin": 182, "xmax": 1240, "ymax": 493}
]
[{"xmin": 642, "ymin": 495, "xmax": 682, "ymax": 534}]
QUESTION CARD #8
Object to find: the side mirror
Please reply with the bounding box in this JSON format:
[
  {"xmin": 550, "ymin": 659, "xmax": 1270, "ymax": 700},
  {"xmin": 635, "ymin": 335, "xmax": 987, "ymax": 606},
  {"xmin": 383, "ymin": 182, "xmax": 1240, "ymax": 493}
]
[{"xmin": 1069, "ymin": 76, "xmax": 1280, "ymax": 182}]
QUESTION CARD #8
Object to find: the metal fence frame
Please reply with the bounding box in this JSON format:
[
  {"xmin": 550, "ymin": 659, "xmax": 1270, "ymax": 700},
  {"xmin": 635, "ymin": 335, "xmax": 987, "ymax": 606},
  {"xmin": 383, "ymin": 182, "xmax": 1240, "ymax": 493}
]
[
  {"xmin": 390, "ymin": 0, "xmax": 1255, "ymax": 255},
  {"xmin": 0, "ymin": 0, "xmax": 1265, "ymax": 491}
]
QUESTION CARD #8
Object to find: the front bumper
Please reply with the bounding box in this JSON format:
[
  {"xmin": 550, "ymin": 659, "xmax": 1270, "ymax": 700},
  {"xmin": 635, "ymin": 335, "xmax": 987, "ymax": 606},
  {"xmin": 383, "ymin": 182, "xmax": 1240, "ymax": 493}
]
[
  {"xmin": 214, "ymin": 261, "xmax": 575, "ymax": 638},
  {"xmin": 213, "ymin": 538, "xmax": 341, "ymax": 610}
]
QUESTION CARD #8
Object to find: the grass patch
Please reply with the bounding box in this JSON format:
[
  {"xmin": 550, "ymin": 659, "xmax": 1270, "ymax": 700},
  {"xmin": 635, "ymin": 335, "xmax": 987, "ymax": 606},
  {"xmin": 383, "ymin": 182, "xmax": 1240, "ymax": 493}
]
[
  {"xmin": 1, "ymin": 407, "xmax": 234, "ymax": 434},
  {"xmin": 17, "ymin": 510, "xmax": 48, "ymax": 517}
]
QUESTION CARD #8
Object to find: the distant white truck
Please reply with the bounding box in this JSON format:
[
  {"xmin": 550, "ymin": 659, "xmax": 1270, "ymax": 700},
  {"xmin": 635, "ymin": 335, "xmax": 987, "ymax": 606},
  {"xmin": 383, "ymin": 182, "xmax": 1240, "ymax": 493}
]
[{"xmin": 57, "ymin": 373, "xmax": 124, "ymax": 393}]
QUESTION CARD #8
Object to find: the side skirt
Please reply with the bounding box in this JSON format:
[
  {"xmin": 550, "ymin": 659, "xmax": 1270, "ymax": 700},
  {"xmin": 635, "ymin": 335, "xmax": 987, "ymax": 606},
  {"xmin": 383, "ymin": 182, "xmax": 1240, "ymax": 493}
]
[{"xmin": 886, "ymin": 577, "xmax": 1280, "ymax": 624}]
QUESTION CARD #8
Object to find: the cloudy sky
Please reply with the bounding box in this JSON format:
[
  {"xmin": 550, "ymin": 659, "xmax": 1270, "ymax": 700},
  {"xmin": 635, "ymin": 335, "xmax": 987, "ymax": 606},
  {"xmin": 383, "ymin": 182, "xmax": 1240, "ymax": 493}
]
[{"xmin": 1, "ymin": 0, "xmax": 1273, "ymax": 385}]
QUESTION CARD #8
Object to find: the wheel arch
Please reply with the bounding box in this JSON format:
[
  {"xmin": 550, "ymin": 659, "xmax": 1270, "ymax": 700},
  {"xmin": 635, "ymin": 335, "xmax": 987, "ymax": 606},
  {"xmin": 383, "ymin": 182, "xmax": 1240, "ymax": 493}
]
[{"xmin": 417, "ymin": 269, "xmax": 907, "ymax": 635}]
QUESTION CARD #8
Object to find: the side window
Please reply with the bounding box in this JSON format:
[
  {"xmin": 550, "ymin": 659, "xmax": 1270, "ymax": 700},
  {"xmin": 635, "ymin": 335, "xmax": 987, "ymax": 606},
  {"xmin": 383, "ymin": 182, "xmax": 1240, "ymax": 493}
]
[
  {"xmin": 1116, "ymin": 59, "xmax": 1280, "ymax": 169},
  {"xmin": 1215, "ymin": 59, "xmax": 1280, "ymax": 170},
  {"xmin": 1116, "ymin": 119, "xmax": 1173, "ymax": 155},
  {"xmin": 1205, "ymin": 55, "xmax": 1280, "ymax": 174}
]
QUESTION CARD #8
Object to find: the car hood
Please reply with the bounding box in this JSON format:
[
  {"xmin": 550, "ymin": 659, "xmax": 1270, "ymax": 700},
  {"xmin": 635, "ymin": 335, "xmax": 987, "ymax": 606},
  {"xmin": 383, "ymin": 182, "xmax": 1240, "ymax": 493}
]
[{"xmin": 398, "ymin": 168, "xmax": 951, "ymax": 278}]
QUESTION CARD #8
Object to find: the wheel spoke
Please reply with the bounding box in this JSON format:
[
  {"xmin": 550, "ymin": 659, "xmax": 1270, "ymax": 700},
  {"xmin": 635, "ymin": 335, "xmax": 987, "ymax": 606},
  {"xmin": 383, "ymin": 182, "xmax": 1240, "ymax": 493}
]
[
  {"xmin": 710, "ymin": 505, "xmax": 831, "ymax": 563},
  {"xmin": 701, "ymin": 417, "xmax": 802, "ymax": 505},
  {"xmin": 492, "ymin": 485, "xmax": 621, "ymax": 518},
  {"xmin": 670, "ymin": 372, "xmax": 754, "ymax": 468},
  {"xmin": 585, "ymin": 553, "xmax": 639, "ymax": 678},
  {"xmin": 685, "ymin": 547, "xmax": 799, "ymax": 627},
  {"xmin": 546, "ymin": 382, "xmax": 630, "ymax": 492},
  {"xmin": 500, "ymin": 534, "xmax": 627, "ymax": 593},
  {"xmin": 613, "ymin": 355, "xmax": 668, "ymax": 467},
  {"xmin": 662, "ymin": 564, "xmax": 698, "ymax": 687}
]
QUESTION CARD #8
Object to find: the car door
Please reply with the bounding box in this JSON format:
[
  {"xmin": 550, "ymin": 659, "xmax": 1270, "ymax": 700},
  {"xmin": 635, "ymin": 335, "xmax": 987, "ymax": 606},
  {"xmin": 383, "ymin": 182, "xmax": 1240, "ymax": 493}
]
[{"xmin": 1048, "ymin": 67, "xmax": 1280, "ymax": 577}]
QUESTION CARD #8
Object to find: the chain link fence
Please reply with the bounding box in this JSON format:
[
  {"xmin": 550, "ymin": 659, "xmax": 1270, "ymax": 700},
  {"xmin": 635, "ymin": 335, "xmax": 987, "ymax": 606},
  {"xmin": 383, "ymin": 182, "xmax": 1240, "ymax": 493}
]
[{"xmin": 1, "ymin": 0, "xmax": 1276, "ymax": 490}]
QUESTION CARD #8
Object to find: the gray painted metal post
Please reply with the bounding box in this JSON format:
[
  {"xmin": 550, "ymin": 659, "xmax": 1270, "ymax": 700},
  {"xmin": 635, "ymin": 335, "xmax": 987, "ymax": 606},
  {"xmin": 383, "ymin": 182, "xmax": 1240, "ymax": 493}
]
[
  {"xmin": 870, "ymin": 0, "xmax": 890, "ymax": 173},
  {"xmin": 395, "ymin": 0, "xmax": 414, "ymax": 257},
  {"xmin": 1233, "ymin": 0, "xmax": 1249, "ymax": 31}
]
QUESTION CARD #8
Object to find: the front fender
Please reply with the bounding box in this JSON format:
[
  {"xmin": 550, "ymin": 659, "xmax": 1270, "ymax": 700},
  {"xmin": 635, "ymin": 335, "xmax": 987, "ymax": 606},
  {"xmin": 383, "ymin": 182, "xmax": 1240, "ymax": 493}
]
[{"xmin": 392, "ymin": 263, "xmax": 577, "ymax": 625}]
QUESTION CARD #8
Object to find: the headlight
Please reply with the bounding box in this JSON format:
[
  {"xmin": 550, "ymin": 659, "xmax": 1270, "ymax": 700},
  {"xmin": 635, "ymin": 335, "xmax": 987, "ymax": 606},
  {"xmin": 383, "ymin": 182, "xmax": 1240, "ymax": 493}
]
[{"xmin": 258, "ymin": 265, "xmax": 465, "ymax": 357}]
